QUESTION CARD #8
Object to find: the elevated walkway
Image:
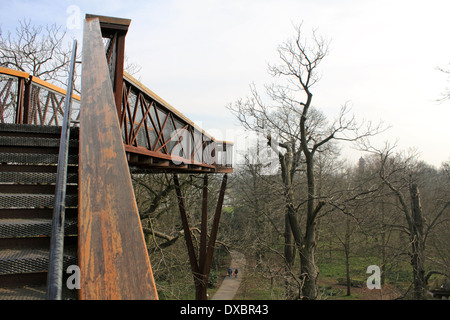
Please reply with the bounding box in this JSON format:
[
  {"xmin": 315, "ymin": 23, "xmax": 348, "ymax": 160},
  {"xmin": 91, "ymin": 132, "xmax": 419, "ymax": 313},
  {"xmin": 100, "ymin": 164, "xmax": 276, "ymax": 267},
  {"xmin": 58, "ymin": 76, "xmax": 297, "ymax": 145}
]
[{"xmin": 0, "ymin": 14, "xmax": 232, "ymax": 300}]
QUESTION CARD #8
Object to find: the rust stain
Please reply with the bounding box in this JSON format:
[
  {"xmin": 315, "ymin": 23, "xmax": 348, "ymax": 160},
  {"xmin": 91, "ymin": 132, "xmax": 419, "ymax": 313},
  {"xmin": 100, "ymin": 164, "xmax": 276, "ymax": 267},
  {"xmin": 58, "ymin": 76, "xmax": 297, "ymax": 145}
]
[{"xmin": 79, "ymin": 17, "xmax": 158, "ymax": 300}]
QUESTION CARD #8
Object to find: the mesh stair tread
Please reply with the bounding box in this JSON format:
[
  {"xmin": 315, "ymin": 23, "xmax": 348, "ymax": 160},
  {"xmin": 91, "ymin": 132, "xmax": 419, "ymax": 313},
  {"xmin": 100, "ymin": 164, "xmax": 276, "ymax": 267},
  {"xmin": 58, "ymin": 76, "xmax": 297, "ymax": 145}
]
[
  {"xmin": 0, "ymin": 123, "xmax": 79, "ymax": 300},
  {"xmin": 0, "ymin": 193, "xmax": 78, "ymax": 209},
  {"xmin": 0, "ymin": 285, "xmax": 47, "ymax": 300},
  {"xmin": 0, "ymin": 171, "xmax": 78, "ymax": 184},
  {"xmin": 0, "ymin": 152, "xmax": 78, "ymax": 165},
  {"xmin": 0, "ymin": 123, "xmax": 79, "ymax": 135},
  {"xmin": 0, "ymin": 123, "xmax": 62, "ymax": 134},
  {"xmin": 0, "ymin": 136, "xmax": 78, "ymax": 148},
  {"xmin": 0, "ymin": 217, "xmax": 77, "ymax": 238},
  {"xmin": 0, "ymin": 248, "xmax": 77, "ymax": 275}
]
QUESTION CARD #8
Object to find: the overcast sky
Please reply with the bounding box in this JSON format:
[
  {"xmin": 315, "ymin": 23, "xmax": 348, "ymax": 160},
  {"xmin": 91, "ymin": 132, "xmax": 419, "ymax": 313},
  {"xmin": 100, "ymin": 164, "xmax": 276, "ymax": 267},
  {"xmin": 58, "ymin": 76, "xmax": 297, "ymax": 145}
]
[{"xmin": 2, "ymin": 0, "xmax": 450, "ymax": 167}]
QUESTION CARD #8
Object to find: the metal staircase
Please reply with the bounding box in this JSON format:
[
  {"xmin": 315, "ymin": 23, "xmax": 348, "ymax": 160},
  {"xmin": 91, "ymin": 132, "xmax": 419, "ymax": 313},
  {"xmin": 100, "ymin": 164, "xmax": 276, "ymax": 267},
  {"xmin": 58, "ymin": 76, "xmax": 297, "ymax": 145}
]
[
  {"xmin": 0, "ymin": 123, "xmax": 79, "ymax": 299},
  {"xmin": 0, "ymin": 14, "xmax": 232, "ymax": 300}
]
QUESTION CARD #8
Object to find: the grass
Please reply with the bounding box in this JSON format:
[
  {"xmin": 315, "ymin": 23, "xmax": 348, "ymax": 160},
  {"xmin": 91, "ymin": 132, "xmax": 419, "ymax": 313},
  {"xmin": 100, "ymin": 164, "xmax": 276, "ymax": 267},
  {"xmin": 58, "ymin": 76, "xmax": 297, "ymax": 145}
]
[
  {"xmin": 155, "ymin": 246, "xmax": 231, "ymax": 300},
  {"xmin": 231, "ymin": 248, "xmax": 414, "ymax": 300},
  {"xmin": 234, "ymin": 271, "xmax": 285, "ymax": 300},
  {"xmin": 155, "ymin": 244, "xmax": 416, "ymax": 300}
]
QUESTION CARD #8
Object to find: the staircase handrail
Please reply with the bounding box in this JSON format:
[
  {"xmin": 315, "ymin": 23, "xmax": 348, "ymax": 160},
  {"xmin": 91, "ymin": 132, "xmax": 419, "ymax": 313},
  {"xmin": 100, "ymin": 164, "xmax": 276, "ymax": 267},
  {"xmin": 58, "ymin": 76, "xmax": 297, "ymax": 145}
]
[{"xmin": 46, "ymin": 39, "xmax": 78, "ymax": 300}]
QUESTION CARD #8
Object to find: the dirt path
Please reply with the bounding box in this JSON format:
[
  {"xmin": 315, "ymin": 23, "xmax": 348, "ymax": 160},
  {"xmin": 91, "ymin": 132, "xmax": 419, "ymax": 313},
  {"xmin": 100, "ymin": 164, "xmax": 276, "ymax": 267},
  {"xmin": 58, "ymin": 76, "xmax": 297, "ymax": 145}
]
[{"xmin": 211, "ymin": 251, "xmax": 245, "ymax": 300}]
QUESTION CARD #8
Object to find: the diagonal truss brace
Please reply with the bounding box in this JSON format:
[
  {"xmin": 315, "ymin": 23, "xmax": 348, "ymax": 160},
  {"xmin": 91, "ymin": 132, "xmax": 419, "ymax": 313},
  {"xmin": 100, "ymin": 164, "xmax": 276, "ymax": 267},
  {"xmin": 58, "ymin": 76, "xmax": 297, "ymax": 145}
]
[{"xmin": 173, "ymin": 173, "xmax": 228, "ymax": 300}]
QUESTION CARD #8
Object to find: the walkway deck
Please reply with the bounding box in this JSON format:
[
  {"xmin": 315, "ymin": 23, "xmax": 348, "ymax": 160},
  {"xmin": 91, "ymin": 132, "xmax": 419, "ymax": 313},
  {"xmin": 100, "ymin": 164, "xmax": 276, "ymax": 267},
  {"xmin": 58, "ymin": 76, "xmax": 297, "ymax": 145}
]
[{"xmin": 211, "ymin": 251, "xmax": 245, "ymax": 300}]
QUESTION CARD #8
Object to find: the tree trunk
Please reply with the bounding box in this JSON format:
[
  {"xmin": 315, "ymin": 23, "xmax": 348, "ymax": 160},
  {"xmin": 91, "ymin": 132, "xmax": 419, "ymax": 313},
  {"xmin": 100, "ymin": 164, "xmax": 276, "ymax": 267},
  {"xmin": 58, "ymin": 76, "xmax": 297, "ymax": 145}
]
[
  {"xmin": 299, "ymin": 239, "xmax": 319, "ymax": 300},
  {"xmin": 344, "ymin": 213, "xmax": 351, "ymax": 296},
  {"xmin": 284, "ymin": 214, "xmax": 297, "ymax": 299},
  {"xmin": 285, "ymin": 215, "xmax": 295, "ymax": 266},
  {"xmin": 380, "ymin": 200, "xmax": 386, "ymax": 286},
  {"xmin": 410, "ymin": 184, "xmax": 426, "ymax": 300},
  {"xmin": 299, "ymin": 153, "xmax": 320, "ymax": 300},
  {"xmin": 279, "ymin": 149, "xmax": 299, "ymax": 299}
]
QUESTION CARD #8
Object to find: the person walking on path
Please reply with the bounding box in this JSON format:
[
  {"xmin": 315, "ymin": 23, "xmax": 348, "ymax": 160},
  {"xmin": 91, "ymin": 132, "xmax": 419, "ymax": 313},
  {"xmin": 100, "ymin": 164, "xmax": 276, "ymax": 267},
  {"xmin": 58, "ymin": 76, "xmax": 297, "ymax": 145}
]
[
  {"xmin": 212, "ymin": 251, "xmax": 246, "ymax": 300},
  {"xmin": 228, "ymin": 267, "xmax": 232, "ymax": 277},
  {"xmin": 234, "ymin": 269, "xmax": 238, "ymax": 278}
]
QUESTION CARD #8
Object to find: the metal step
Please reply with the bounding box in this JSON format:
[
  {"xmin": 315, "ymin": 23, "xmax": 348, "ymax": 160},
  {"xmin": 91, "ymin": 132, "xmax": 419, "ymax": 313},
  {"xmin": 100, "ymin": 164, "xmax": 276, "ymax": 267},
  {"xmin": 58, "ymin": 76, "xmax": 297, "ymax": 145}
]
[
  {"xmin": 0, "ymin": 208, "xmax": 78, "ymax": 220},
  {"xmin": 0, "ymin": 217, "xmax": 78, "ymax": 238},
  {"xmin": 0, "ymin": 123, "xmax": 80, "ymax": 300},
  {"xmin": 0, "ymin": 152, "xmax": 78, "ymax": 165},
  {"xmin": 0, "ymin": 172, "xmax": 78, "ymax": 185},
  {"xmin": 0, "ymin": 247, "xmax": 77, "ymax": 275},
  {"xmin": 0, "ymin": 284, "xmax": 47, "ymax": 300},
  {"xmin": 0, "ymin": 136, "xmax": 78, "ymax": 149},
  {"xmin": 0, "ymin": 123, "xmax": 63, "ymax": 135},
  {"xmin": 0, "ymin": 194, "xmax": 78, "ymax": 209},
  {"xmin": 0, "ymin": 184, "xmax": 78, "ymax": 195},
  {"xmin": 0, "ymin": 123, "xmax": 79, "ymax": 136},
  {"xmin": 0, "ymin": 273, "xmax": 78, "ymax": 300}
]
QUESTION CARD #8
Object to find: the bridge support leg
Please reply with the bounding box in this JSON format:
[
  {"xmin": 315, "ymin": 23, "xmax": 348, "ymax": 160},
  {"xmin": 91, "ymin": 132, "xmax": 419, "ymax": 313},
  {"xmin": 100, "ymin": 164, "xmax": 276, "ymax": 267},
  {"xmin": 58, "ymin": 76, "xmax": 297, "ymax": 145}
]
[{"xmin": 173, "ymin": 173, "xmax": 228, "ymax": 300}]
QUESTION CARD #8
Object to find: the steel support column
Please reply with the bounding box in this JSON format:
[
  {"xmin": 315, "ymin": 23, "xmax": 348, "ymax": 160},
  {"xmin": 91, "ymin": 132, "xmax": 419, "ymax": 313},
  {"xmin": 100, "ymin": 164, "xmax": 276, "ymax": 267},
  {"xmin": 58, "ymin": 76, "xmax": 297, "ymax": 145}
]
[
  {"xmin": 86, "ymin": 14, "xmax": 130, "ymax": 121},
  {"xmin": 173, "ymin": 173, "xmax": 228, "ymax": 300},
  {"xmin": 14, "ymin": 77, "xmax": 25, "ymax": 124}
]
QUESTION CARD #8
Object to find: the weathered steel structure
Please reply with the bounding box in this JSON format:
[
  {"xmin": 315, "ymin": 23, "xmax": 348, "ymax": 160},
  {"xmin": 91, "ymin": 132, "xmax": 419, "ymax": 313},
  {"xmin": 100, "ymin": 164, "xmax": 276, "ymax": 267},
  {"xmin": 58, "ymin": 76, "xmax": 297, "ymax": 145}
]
[{"xmin": 0, "ymin": 15, "xmax": 232, "ymax": 300}]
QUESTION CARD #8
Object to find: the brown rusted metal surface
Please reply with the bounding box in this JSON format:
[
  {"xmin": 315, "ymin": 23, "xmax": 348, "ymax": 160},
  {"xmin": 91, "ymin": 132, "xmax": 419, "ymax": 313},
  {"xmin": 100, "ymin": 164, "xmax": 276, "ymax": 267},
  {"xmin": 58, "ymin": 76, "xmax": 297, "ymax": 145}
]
[
  {"xmin": 203, "ymin": 173, "xmax": 228, "ymax": 278},
  {"xmin": 0, "ymin": 64, "xmax": 233, "ymax": 173},
  {"xmin": 173, "ymin": 173, "xmax": 228, "ymax": 300},
  {"xmin": 87, "ymin": 14, "xmax": 130, "ymax": 120},
  {"xmin": 173, "ymin": 174, "xmax": 201, "ymax": 285},
  {"xmin": 121, "ymin": 72, "xmax": 233, "ymax": 173},
  {"xmin": 199, "ymin": 174, "xmax": 208, "ymax": 277},
  {"xmin": 78, "ymin": 17, "xmax": 157, "ymax": 300}
]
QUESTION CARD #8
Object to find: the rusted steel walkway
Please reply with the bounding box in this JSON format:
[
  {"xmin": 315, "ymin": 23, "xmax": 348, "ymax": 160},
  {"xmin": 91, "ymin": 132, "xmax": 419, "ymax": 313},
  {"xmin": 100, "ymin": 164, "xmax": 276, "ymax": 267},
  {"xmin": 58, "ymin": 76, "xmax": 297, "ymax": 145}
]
[{"xmin": 0, "ymin": 14, "xmax": 233, "ymax": 300}]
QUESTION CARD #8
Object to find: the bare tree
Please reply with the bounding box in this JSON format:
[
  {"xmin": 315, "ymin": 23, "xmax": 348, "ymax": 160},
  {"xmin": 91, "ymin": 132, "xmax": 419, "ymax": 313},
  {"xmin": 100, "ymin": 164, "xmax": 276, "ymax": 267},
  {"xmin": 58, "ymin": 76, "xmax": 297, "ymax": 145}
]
[
  {"xmin": 229, "ymin": 23, "xmax": 382, "ymax": 299},
  {"xmin": 364, "ymin": 143, "xmax": 450, "ymax": 299},
  {"xmin": 437, "ymin": 64, "xmax": 450, "ymax": 102},
  {"xmin": 0, "ymin": 19, "xmax": 75, "ymax": 88},
  {"xmin": 124, "ymin": 55, "xmax": 142, "ymax": 78}
]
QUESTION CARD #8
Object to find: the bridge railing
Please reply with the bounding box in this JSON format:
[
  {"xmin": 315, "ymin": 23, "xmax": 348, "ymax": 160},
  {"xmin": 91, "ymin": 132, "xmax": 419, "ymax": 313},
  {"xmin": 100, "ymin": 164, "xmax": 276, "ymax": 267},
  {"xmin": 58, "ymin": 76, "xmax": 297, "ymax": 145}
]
[
  {"xmin": 120, "ymin": 72, "xmax": 233, "ymax": 171},
  {"xmin": 1, "ymin": 36, "xmax": 233, "ymax": 173},
  {"xmin": 0, "ymin": 67, "xmax": 80, "ymax": 126},
  {"xmin": 0, "ymin": 66, "xmax": 233, "ymax": 171}
]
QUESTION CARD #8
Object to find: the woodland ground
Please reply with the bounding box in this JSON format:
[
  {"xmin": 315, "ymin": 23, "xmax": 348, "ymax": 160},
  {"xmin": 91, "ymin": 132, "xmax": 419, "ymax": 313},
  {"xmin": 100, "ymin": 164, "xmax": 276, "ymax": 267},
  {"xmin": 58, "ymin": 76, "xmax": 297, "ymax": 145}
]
[
  {"xmin": 233, "ymin": 258, "xmax": 404, "ymax": 300},
  {"xmin": 228, "ymin": 250, "xmax": 446, "ymax": 300}
]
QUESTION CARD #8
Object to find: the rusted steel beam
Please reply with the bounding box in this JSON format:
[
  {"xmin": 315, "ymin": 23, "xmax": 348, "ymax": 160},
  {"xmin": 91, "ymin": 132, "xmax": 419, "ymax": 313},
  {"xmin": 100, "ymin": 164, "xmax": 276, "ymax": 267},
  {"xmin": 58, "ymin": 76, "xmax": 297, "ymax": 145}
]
[
  {"xmin": 199, "ymin": 174, "xmax": 208, "ymax": 273},
  {"xmin": 124, "ymin": 145, "xmax": 216, "ymax": 169},
  {"xmin": 121, "ymin": 73, "xmax": 234, "ymax": 173},
  {"xmin": 113, "ymin": 34, "xmax": 126, "ymax": 119},
  {"xmin": 79, "ymin": 16, "xmax": 157, "ymax": 300},
  {"xmin": 14, "ymin": 77, "xmax": 25, "ymax": 124},
  {"xmin": 86, "ymin": 14, "xmax": 130, "ymax": 121},
  {"xmin": 173, "ymin": 173, "xmax": 228, "ymax": 300},
  {"xmin": 203, "ymin": 174, "xmax": 228, "ymax": 278},
  {"xmin": 85, "ymin": 14, "xmax": 131, "ymax": 37},
  {"xmin": 197, "ymin": 174, "xmax": 209, "ymax": 300},
  {"xmin": 173, "ymin": 174, "xmax": 201, "ymax": 284}
]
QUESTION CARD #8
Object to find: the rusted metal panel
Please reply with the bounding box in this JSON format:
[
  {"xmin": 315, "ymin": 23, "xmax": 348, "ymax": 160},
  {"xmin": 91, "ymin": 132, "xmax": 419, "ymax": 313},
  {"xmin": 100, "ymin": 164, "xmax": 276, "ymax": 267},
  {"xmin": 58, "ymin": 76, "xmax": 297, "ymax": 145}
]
[
  {"xmin": 0, "ymin": 63, "xmax": 233, "ymax": 173},
  {"xmin": 78, "ymin": 17, "xmax": 157, "ymax": 300},
  {"xmin": 85, "ymin": 14, "xmax": 131, "ymax": 37},
  {"xmin": 86, "ymin": 15, "xmax": 129, "ymax": 120},
  {"xmin": 121, "ymin": 73, "xmax": 234, "ymax": 172}
]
